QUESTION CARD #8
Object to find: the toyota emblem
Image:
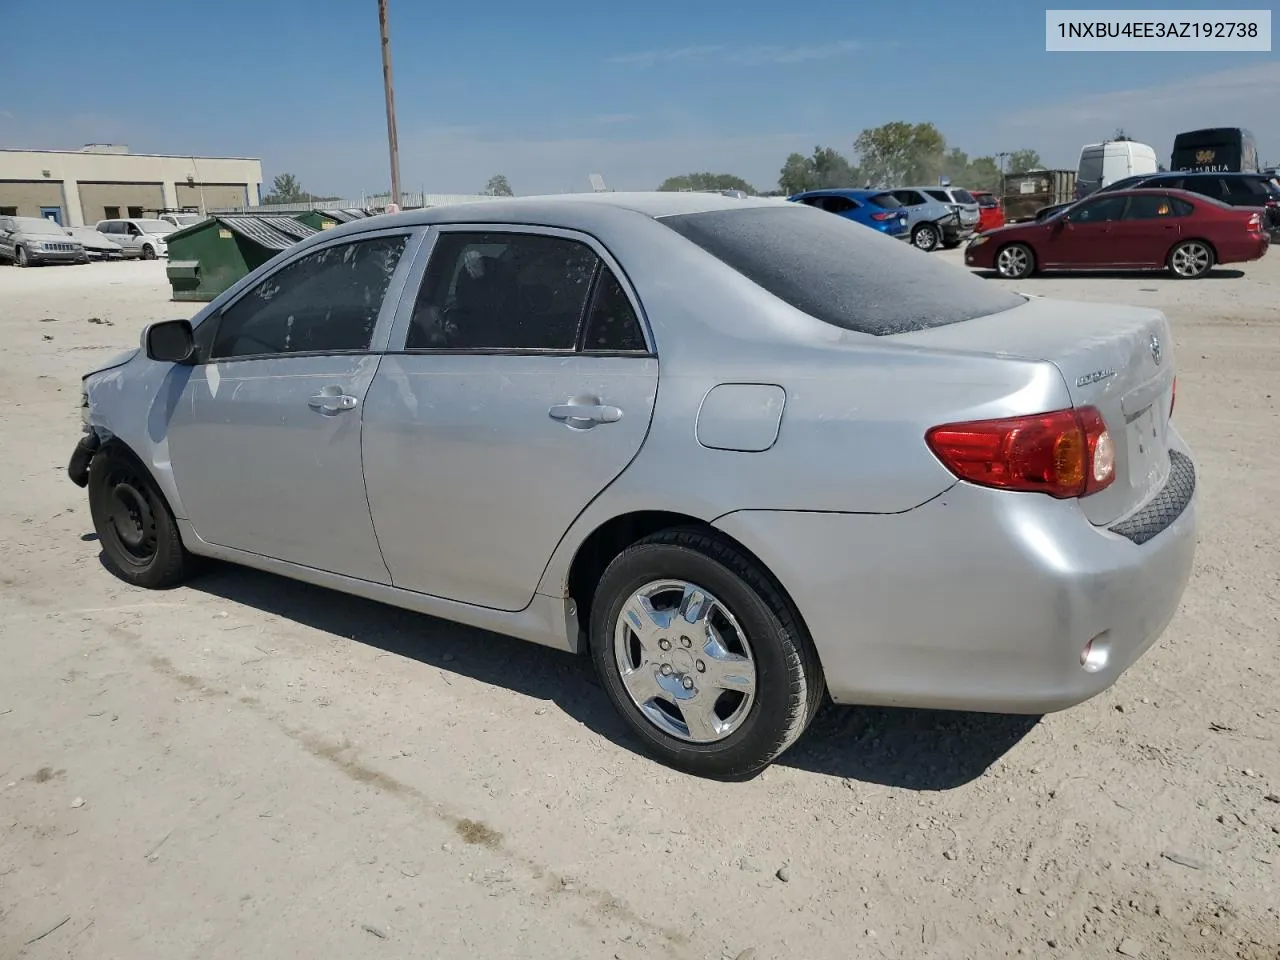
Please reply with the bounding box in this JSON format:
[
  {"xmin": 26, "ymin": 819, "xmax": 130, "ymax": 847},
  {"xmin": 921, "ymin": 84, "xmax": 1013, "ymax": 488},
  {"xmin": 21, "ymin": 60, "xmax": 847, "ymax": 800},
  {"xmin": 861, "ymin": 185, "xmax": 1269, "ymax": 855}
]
[{"xmin": 1150, "ymin": 334, "xmax": 1162, "ymax": 364}]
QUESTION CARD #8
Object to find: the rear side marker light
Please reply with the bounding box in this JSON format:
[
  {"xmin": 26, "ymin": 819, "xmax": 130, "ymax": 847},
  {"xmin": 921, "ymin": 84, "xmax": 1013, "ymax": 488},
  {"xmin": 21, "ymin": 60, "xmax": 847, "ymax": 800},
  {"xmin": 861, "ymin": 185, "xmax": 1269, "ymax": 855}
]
[{"xmin": 926, "ymin": 406, "xmax": 1116, "ymax": 499}]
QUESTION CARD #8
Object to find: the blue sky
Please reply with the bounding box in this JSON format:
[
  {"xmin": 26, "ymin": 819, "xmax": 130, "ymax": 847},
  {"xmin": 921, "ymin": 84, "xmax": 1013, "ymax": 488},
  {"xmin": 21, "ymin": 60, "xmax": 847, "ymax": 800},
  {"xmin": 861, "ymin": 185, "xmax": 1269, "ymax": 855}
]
[{"xmin": 2, "ymin": 0, "xmax": 1276, "ymax": 196}]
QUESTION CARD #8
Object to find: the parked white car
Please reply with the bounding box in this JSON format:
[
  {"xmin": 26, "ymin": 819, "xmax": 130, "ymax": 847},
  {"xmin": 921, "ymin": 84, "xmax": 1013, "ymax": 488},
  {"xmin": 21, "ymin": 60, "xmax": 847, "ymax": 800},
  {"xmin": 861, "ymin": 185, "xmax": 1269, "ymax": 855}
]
[{"xmin": 94, "ymin": 218, "xmax": 177, "ymax": 259}]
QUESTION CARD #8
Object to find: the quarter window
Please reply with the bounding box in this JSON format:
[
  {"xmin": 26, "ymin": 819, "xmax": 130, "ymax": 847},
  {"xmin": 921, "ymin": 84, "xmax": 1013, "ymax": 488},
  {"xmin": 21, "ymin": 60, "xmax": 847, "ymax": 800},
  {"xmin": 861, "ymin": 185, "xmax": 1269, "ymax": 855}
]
[
  {"xmin": 407, "ymin": 231, "xmax": 598, "ymax": 351},
  {"xmin": 581, "ymin": 266, "xmax": 646, "ymax": 353},
  {"xmin": 210, "ymin": 235, "xmax": 407, "ymax": 360}
]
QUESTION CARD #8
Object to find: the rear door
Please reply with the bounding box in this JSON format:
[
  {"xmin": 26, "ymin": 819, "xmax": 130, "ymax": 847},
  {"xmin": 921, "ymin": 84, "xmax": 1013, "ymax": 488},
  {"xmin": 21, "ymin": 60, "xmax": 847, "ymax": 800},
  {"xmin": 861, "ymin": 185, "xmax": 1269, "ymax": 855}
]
[
  {"xmin": 1106, "ymin": 193, "xmax": 1184, "ymax": 266},
  {"xmin": 361, "ymin": 226, "xmax": 658, "ymax": 611}
]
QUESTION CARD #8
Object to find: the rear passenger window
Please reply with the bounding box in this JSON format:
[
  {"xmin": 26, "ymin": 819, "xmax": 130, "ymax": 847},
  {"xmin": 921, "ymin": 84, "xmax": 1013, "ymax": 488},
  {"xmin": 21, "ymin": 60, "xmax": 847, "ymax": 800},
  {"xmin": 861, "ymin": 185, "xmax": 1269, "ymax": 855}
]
[
  {"xmin": 925, "ymin": 189, "xmax": 950, "ymax": 202},
  {"xmin": 1126, "ymin": 195, "xmax": 1180, "ymax": 219},
  {"xmin": 211, "ymin": 235, "xmax": 407, "ymax": 360},
  {"xmin": 581, "ymin": 267, "xmax": 646, "ymax": 353},
  {"xmin": 407, "ymin": 231, "xmax": 597, "ymax": 351}
]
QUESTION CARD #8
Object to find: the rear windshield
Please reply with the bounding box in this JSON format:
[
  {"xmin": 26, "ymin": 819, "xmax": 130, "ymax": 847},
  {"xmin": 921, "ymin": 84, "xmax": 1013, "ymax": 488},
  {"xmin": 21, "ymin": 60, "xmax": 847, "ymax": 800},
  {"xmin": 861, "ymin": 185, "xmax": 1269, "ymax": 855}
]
[
  {"xmin": 867, "ymin": 193, "xmax": 903, "ymax": 208},
  {"xmin": 950, "ymin": 189, "xmax": 976, "ymax": 204},
  {"xmin": 660, "ymin": 206, "xmax": 1025, "ymax": 336},
  {"xmin": 975, "ymin": 193, "xmax": 998, "ymax": 208},
  {"xmin": 1078, "ymin": 151, "xmax": 1104, "ymax": 184}
]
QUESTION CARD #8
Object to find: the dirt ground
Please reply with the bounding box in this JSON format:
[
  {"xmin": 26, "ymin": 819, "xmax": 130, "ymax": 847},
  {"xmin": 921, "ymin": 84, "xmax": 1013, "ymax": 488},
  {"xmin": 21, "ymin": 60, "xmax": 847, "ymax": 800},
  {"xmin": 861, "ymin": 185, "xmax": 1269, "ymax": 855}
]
[{"xmin": 1, "ymin": 250, "xmax": 1277, "ymax": 960}]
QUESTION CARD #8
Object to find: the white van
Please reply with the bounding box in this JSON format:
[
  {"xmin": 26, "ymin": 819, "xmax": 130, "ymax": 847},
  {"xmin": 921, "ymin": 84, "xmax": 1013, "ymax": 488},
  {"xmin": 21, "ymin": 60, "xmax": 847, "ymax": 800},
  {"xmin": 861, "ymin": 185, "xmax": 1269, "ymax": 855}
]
[{"xmin": 1075, "ymin": 140, "xmax": 1159, "ymax": 199}]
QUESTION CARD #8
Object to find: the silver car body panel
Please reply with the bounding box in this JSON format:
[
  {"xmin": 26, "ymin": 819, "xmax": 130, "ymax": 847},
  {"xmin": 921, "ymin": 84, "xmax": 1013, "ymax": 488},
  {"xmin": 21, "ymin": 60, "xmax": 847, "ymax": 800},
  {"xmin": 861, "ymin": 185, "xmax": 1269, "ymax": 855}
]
[{"xmin": 81, "ymin": 192, "xmax": 1198, "ymax": 710}]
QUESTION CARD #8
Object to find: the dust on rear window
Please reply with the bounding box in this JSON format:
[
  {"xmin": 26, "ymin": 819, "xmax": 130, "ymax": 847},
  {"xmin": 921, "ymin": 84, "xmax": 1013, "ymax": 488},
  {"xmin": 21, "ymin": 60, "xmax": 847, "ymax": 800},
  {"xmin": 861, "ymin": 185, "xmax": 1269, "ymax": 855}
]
[{"xmin": 661, "ymin": 206, "xmax": 1025, "ymax": 336}]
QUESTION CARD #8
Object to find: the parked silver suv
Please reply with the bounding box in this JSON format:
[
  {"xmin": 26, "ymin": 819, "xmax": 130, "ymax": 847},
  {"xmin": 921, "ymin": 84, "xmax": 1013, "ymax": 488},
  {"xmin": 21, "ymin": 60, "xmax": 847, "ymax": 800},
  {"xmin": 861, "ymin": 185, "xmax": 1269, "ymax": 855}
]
[
  {"xmin": 899, "ymin": 186, "xmax": 981, "ymax": 245},
  {"xmin": 0, "ymin": 215, "xmax": 88, "ymax": 266}
]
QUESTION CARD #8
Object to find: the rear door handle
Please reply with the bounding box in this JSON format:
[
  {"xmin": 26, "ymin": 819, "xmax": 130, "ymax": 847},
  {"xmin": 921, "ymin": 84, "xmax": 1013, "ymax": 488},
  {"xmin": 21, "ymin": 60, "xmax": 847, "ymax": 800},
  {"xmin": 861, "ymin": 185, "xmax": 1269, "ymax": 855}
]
[
  {"xmin": 548, "ymin": 402, "xmax": 623, "ymax": 426},
  {"xmin": 308, "ymin": 392, "xmax": 359, "ymax": 414}
]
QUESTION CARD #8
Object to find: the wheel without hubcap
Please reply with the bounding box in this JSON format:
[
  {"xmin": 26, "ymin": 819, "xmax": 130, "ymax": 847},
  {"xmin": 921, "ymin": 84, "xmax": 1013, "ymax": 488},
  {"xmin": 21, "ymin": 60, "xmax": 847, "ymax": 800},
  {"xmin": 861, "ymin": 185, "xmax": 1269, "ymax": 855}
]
[
  {"xmin": 1168, "ymin": 240, "xmax": 1213, "ymax": 279},
  {"xmin": 614, "ymin": 579, "xmax": 757, "ymax": 744},
  {"xmin": 87, "ymin": 446, "xmax": 194, "ymax": 589},
  {"xmin": 996, "ymin": 243, "xmax": 1034, "ymax": 279},
  {"xmin": 912, "ymin": 224, "xmax": 939, "ymax": 252},
  {"xmin": 15, "ymin": 246, "xmax": 29, "ymax": 267},
  {"xmin": 142, "ymin": 244, "xmax": 156, "ymax": 260}
]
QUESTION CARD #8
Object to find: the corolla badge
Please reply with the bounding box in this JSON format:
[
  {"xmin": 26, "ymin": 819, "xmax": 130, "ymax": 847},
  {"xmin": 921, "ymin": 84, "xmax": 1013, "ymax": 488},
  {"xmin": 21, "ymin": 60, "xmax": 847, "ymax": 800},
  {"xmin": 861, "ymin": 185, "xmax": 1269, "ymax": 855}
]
[
  {"xmin": 1076, "ymin": 369, "xmax": 1115, "ymax": 387},
  {"xmin": 1150, "ymin": 334, "xmax": 1162, "ymax": 364}
]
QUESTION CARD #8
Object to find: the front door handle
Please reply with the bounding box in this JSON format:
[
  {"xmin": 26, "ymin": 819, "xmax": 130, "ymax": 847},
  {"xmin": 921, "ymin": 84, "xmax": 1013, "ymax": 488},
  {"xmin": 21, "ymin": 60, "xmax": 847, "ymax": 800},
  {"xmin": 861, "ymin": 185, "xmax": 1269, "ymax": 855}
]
[
  {"xmin": 308, "ymin": 392, "xmax": 359, "ymax": 415},
  {"xmin": 548, "ymin": 402, "xmax": 623, "ymax": 426}
]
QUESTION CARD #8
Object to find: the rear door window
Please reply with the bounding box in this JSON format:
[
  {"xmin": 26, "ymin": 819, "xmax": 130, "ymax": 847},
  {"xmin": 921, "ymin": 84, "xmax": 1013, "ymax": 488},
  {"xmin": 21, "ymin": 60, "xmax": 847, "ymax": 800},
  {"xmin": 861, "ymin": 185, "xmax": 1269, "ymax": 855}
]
[
  {"xmin": 891, "ymin": 190, "xmax": 927, "ymax": 206},
  {"xmin": 1125, "ymin": 194, "xmax": 1180, "ymax": 219},
  {"xmin": 1185, "ymin": 177, "xmax": 1225, "ymax": 201},
  {"xmin": 660, "ymin": 206, "xmax": 1024, "ymax": 336},
  {"xmin": 925, "ymin": 189, "xmax": 950, "ymax": 203},
  {"xmin": 821, "ymin": 196, "xmax": 858, "ymax": 213}
]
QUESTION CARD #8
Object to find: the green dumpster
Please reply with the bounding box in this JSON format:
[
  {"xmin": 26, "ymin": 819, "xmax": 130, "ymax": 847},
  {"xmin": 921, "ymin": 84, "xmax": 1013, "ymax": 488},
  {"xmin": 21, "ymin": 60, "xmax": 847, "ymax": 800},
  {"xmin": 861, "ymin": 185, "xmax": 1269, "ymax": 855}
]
[
  {"xmin": 165, "ymin": 214, "xmax": 318, "ymax": 302},
  {"xmin": 294, "ymin": 208, "xmax": 375, "ymax": 231}
]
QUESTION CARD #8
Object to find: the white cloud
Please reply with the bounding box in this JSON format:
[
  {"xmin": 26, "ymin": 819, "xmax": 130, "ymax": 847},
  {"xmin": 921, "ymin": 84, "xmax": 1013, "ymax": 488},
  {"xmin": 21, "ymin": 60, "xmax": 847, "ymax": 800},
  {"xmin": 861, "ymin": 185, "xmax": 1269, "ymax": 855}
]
[
  {"xmin": 0, "ymin": 109, "xmax": 14, "ymax": 121},
  {"xmin": 996, "ymin": 62, "xmax": 1280, "ymax": 167},
  {"xmin": 606, "ymin": 39, "xmax": 861, "ymax": 68}
]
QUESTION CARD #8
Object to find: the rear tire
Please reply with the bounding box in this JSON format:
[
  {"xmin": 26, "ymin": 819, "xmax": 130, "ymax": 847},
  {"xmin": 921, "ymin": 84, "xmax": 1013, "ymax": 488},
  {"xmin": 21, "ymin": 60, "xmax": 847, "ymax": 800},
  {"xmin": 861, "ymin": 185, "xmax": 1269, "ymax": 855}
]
[
  {"xmin": 88, "ymin": 445, "xmax": 193, "ymax": 589},
  {"xmin": 995, "ymin": 242, "xmax": 1035, "ymax": 279},
  {"xmin": 911, "ymin": 223, "xmax": 940, "ymax": 252},
  {"xmin": 1167, "ymin": 240, "xmax": 1214, "ymax": 279},
  {"xmin": 590, "ymin": 527, "xmax": 824, "ymax": 778}
]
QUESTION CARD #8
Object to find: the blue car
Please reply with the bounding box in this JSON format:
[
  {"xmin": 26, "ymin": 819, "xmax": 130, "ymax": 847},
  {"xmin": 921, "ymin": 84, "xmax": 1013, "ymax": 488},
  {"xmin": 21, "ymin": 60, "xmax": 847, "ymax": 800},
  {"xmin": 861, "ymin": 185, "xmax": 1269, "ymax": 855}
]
[{"xmin": 787, "ymin": 189, "xmax": 910, "ymax": 239}]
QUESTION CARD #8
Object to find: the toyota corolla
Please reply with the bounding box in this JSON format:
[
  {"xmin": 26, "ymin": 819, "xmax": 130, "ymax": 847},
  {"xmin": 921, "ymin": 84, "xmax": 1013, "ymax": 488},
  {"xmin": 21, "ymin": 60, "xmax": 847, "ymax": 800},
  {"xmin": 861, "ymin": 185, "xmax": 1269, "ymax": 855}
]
[{"xmin": 70, "ymin": 193, "xmax": 1198, "ymax": 778}]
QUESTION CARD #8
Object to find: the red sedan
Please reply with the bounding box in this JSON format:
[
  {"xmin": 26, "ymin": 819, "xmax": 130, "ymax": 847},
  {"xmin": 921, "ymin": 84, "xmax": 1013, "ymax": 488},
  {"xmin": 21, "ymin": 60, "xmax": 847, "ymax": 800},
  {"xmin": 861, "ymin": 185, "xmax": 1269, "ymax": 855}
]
[{"xmin": 964, "ymin": 188, "xmax": 1269, "ymax": 279}]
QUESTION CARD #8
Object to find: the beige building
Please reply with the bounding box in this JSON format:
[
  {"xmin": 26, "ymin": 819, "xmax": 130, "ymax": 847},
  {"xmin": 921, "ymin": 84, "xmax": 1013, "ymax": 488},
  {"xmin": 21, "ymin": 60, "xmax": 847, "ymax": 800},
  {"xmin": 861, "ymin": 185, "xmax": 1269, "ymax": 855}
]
[{"xmin": 0, "ymin": 144, "xmax": 263, "ymax": 226}]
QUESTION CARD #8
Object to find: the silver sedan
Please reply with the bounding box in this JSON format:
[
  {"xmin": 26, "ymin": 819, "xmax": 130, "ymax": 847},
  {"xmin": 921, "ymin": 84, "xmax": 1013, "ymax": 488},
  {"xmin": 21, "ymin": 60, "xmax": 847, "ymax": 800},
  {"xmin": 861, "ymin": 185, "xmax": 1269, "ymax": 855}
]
[{"xmin": 69, "ymin": 193, "xmax": 1198, "ymax": 778}]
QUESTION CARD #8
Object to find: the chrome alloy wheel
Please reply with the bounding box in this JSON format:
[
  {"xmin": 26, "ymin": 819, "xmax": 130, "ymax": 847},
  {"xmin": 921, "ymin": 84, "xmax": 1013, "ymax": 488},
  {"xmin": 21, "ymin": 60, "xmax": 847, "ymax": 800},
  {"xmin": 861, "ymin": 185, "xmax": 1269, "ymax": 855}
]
[
  {"xmin": 613, "ymin": 579, "xmax": 757, "ymax": 743},
  {"xmin": 996, "ymin": 245, "xmax": 1030, "ymax": 278},
  {"xmin": 1170, "ymin": 241, "xmax": 1211, "ymax": 277}
]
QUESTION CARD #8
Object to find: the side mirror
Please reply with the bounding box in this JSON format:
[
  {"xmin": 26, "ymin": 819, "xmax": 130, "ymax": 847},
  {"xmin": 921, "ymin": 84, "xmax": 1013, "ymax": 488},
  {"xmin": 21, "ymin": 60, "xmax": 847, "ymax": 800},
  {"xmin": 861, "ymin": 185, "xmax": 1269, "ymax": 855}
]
[{"xmin": 145, "ymin": 319, "xmax": 197, "ymax": 364}]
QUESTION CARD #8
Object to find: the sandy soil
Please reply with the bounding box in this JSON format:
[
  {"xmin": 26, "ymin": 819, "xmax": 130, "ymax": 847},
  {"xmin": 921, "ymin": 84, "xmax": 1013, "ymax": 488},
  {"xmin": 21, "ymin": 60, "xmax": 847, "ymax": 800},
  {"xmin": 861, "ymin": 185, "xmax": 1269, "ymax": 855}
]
[{"xmin": 1, "ymin": 252, "xmax": 1277, "ymax": 960}]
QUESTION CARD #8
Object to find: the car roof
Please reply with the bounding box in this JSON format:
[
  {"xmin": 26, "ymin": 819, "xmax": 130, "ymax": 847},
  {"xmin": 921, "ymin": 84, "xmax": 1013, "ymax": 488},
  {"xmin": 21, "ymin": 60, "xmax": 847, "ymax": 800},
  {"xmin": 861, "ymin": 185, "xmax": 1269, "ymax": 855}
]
[
  {"xmin": 791, "ymin": 188, "xmax": 881, "ymax": 198},
  {"xmin": 1086, "ymin": 187, "xmax": 1231, "ymax": 206}
]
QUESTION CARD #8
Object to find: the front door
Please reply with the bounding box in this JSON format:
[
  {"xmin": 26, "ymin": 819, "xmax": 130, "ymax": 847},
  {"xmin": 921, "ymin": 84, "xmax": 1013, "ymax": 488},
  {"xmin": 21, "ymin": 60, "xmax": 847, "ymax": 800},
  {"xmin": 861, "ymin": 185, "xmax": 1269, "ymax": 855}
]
[
  {"xmin": 362, "ymin": 227, "xmax": 658, "ymax": 611},
  {"xmin": 167, "ymin": 231, "xmax": 416, "ymax": 582},
  {"xmin": 1042, "ymin": 194, "xmax": 1129, "ymax": 267}
]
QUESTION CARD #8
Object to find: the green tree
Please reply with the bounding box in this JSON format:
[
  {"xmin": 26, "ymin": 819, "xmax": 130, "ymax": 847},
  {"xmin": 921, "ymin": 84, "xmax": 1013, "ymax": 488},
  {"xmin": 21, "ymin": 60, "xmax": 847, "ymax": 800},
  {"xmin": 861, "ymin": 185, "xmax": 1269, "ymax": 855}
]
[
  {"xmin": 777, "ymin": 146, "xmax": 859, "ymax": 194},
  {"xmin": 939, "ymin": 147, "xmax": 971, "ymax": 185},
  {"xmin": 1006, "ymin": 149, "xmax": 1044, "ymax": 174},
  {"xmin": 262, "ymin": 172, "xmax": 309, "ymax": 204},
  {"xmin": 657, "ymin": 172, "xmax": 757, "ymax": 194},
  {"xmin": 853, "ymin": 121, "xmax": 947, "ymax": 187},
  {"xmin": 485, "ymin": 174, "xmax": 514, "ymax": 196},
  {"xmin": 965, "ymin": 156, "xmax": 1002, "ymax": 192}
]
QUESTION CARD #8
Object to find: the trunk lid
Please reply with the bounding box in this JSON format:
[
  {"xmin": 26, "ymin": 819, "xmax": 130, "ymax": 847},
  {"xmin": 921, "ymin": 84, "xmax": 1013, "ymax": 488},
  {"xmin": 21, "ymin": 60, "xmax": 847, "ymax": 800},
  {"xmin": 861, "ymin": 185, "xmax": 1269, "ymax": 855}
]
[{"xmin": 894, "ymin": 297, "xmax": 1175, "ymax": 525}]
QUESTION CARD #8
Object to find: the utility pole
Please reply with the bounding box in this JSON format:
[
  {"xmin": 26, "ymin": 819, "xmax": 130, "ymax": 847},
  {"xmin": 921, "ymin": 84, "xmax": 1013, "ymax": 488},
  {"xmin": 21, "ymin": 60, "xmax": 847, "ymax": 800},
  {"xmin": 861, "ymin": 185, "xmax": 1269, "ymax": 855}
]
[{"xmin": 378, "ymin": 0, "xmax": 401, "ymax": 209}]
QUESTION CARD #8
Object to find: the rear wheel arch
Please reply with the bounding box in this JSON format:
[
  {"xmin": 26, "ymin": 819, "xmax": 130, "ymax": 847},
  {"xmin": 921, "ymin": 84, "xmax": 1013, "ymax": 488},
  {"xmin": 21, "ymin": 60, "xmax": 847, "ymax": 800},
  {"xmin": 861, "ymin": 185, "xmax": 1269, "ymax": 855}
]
[{"xmin": 566, "ymin": 511, "xmax": 812, "ymax": 657}]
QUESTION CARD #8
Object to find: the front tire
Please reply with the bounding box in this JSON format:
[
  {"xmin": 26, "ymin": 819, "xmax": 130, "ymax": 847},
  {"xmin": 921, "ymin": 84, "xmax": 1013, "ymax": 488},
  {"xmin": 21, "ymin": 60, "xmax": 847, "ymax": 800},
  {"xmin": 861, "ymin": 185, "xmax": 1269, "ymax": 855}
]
[
  {"xmin": 141, "ymin": 244, "xmax": 156, "ymax": 260},
  {"xmin": 911, "ymin": 223, "xmax": 940, "ymax": 252},
  {"xmin": 1167, "ymin": 240, "xmax": 1213, "ymax": 279},
  {"xmin": 996, "ymin": 242, "xmax": 1035, "ymax": 279},
  {"xmin": 15, "ymin": 245, "xmax": 29, "ymax": 267},
  {"xmin": 88, "ymin": 445, "xmax": 193, "ymax": 589},
  {"xmin": 590, "ymin": 528, "xmax": 824, "ymax": 778}
]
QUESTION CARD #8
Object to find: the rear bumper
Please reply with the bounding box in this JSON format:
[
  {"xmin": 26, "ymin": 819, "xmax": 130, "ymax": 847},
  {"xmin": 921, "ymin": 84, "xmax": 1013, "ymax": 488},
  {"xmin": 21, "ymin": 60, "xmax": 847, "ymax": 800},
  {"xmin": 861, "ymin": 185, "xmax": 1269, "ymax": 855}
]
[{"xmin": 714, "ymin": 433, "xmax": 1198, "ymax": 714}]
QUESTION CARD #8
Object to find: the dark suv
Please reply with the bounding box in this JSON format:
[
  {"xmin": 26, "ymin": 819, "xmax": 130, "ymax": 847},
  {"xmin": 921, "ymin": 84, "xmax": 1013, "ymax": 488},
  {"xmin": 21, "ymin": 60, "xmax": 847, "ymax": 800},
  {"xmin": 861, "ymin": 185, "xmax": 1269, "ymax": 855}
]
[{"xmin": 1038, "ymin": 172, "xmax": 1280, "ymax": 239}]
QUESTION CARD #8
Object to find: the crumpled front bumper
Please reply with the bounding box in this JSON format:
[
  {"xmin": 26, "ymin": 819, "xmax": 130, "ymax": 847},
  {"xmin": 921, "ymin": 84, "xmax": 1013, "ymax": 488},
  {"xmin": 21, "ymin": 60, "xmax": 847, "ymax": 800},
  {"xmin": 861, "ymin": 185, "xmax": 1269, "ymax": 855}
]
[{"xmin": 68, "ymin": 430, "xmax": 100, "ymax": 488}]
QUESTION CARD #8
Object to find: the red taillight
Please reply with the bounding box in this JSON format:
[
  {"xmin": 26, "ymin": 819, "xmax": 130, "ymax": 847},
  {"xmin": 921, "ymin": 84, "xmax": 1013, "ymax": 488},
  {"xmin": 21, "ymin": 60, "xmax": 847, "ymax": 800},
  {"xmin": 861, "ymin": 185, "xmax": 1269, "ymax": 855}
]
[
  {"xmin": 870, "ymin": 211, "xmax": 895, "ymax": 221},
  {"xmin": 926, "ymin": 407, "xmax": 1115, "ymax": 499},
  {"xmin": 1170, "ymin": 377, "xmax": 1176, "ymax": 418},
  {"xmin": 1247, "ymin": 212, "xmax": 1262, "ymax": 231}
]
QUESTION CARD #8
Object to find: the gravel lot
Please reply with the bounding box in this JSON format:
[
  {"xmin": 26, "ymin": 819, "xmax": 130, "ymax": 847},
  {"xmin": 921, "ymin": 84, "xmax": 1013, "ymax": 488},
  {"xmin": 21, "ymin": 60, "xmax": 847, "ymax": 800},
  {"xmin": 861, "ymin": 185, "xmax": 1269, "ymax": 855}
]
[{"xmin": 1, "ymin": 251, "xmax": 1277, "ymax": 960}]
